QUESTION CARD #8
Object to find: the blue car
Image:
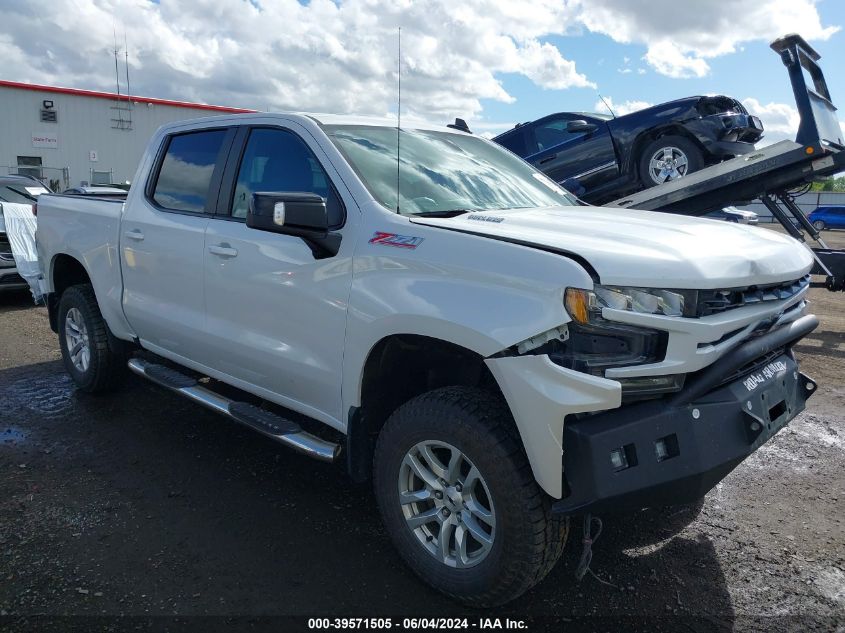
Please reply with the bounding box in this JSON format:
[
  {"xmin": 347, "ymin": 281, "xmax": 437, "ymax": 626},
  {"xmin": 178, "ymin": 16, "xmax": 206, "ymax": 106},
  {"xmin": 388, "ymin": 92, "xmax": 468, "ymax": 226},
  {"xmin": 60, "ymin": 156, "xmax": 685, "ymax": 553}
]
[{"xmin": 808, "ymin": 206, "xmax": 845, "ymax": 230}]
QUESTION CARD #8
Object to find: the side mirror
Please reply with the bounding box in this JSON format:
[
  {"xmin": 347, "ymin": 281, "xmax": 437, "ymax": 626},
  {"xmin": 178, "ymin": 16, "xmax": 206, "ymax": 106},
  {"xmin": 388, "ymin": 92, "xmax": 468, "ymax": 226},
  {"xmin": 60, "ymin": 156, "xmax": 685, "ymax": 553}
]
[
  {"xmin": 566, "ymin": 119, "xmax": 598, "ymax": 134},
  {"xmin": 247, "ymin": 192, "xmax": 328, "ymax": 237}
]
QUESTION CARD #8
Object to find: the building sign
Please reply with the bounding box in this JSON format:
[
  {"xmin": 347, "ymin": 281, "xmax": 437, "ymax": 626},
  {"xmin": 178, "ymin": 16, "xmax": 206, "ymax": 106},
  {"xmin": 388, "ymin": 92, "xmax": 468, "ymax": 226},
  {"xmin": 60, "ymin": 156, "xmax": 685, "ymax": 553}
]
[{"xmin": 32, "ymin": 132, "xmax": 58, "ymax": 149}]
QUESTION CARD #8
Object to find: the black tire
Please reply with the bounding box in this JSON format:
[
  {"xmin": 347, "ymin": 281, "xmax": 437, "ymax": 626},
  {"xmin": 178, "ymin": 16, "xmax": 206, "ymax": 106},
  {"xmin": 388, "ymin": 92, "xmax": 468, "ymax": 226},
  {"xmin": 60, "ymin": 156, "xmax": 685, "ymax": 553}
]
[
  {"xmin": 58, "ymin": 284, "xmax": 127, "ymax": 393},
  {"xmin": 813, "ymin": 220, "xmax": 826, "ymax": 231},
  {"xmin": 373, "ymin": 386, "xmax": 569, "ymax": 607},
  {"xmin": 638, "ymin": 135, "xmax": 705, "ymax": 188}
]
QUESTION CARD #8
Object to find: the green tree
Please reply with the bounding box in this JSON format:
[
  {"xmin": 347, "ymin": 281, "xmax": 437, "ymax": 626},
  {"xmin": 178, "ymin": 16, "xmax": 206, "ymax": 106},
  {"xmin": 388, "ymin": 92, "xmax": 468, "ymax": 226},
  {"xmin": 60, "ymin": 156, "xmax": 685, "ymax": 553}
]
[{"xmin": 810, "ymin": 176, "xmax": 845, "ymax": 192}]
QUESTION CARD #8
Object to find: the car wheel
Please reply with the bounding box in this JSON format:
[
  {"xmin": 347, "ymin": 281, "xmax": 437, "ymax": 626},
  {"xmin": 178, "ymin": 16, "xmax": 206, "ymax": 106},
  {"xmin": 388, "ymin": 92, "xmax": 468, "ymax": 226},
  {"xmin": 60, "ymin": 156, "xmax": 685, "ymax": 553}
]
[
  {"xmin": 58, "ymin": 284, "xmax": 128, "ymax": 393},
  {"xmin": 373, "ymin": 386, "xmax": 569, "ymax": 607},
  {"xmin": 639, "ymin": 135, "xmax": 705, "ymax": 187},
  {"xmin": 813, "ymin": 220, "xmax": 826, "ymax": 231}
]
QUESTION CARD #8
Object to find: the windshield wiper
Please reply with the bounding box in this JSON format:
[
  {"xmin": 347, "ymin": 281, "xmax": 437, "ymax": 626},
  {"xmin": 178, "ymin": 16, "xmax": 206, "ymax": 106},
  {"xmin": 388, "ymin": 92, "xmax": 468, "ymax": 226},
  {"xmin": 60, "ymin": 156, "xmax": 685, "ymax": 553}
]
[{"xmin": 412, "ymin": 209, "xmax": 473, "ymax": 218}]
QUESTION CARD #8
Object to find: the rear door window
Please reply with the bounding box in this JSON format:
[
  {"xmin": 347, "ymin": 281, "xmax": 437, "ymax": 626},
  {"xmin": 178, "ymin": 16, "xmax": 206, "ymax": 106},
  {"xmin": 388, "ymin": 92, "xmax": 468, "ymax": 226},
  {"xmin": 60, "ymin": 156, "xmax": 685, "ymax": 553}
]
[{"xmin": 152, "ymin": 130, "xmax": 228, "ymax": 213}]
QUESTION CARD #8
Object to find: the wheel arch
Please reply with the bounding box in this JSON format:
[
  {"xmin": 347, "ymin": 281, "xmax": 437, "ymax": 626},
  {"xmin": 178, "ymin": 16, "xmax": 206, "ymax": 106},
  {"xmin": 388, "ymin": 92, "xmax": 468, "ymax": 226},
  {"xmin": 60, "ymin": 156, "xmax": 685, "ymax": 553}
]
[
  {"xmin": 628, "ymin": 125, "xmax": 707, "ymax": 179},
  {"xmin": 346, "ymin": 333, "xmax": 506, "ymax": 483},
  {"xmin": 47, "ymin": 253, "xmax": 92, "ymax": 331}
]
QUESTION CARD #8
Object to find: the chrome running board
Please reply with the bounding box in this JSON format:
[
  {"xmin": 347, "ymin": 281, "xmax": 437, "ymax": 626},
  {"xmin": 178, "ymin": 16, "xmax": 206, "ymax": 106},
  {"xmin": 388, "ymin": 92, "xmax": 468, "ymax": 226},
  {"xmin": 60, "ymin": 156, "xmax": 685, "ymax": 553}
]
[{"xmin": 128, "ymin": 357, "xmax": 340, "ymax": 462}]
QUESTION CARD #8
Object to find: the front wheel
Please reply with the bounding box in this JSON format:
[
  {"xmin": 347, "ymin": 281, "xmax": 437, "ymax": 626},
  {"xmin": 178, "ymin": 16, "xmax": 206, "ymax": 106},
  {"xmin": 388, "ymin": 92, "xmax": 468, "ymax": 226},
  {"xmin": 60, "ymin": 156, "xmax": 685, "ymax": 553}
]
[
  {"xmin": 639, "ymin": 135, "xmax": 704, "ymax": 187},
  {"xmin": 813, "ymin": 220, "xmax": 826, "ymax": 231},
  {"xmin": 373, "ymin": 387, "xmax": 568, "ymax": 607},
  {"xmin": 58, "ymin": 284, "xmax": 127, "ymax": 393}
]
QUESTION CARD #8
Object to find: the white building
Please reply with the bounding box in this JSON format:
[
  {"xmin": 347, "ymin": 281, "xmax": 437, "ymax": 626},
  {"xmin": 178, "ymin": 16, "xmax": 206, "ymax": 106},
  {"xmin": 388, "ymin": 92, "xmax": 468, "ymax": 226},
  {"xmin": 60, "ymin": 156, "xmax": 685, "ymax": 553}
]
[{"xmin": 0, "ymin": 80, "xmax": 253, "ymax": 191}]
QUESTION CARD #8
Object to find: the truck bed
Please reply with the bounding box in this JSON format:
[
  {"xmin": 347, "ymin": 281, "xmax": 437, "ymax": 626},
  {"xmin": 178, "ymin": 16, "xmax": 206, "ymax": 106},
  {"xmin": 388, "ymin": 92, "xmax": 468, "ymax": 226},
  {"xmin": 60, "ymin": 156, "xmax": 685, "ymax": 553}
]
[{"xmin": 36, "ymin": 194, "xmax": 127, "ymax": 333}]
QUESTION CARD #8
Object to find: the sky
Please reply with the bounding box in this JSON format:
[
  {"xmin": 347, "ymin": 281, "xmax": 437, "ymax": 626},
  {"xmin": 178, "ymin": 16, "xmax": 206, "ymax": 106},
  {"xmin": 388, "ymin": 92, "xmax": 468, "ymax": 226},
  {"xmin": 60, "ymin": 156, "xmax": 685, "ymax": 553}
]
[{"xmin": 0, "ymin": 0, "xmax": 843, "ymax": 146}]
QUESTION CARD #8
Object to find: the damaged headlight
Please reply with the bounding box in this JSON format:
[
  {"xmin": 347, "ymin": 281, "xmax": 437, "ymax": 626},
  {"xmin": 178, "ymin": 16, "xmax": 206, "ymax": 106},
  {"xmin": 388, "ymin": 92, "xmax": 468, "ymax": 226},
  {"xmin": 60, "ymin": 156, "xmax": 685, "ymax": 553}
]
[
  {"xmin": 565, "ymin": 286, "xmax": 696, "ymax": 322},
  {"xmin": 560, "ymin": 286, "xmax": 684, "ymax": 399}
]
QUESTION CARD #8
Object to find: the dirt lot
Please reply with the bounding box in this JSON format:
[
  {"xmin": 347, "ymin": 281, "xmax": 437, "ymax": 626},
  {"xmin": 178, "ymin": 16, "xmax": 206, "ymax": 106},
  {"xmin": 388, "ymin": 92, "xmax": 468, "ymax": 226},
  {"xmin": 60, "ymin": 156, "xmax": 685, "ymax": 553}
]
[{"xmin": 0, "ymin": 226, "xmax": 843, "ymax": 632}]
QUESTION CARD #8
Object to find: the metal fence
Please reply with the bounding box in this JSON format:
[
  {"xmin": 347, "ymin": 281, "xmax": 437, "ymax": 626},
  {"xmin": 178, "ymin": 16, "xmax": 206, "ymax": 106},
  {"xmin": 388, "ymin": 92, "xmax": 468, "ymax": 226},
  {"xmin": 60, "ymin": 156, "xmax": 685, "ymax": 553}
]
[
  {"xmin": 737, "ymin": 191, "xmax": 845, "ymax": 222},
  {"xmin": 90, "ymin": 168, "xmax": 114, "ymax": 185}
]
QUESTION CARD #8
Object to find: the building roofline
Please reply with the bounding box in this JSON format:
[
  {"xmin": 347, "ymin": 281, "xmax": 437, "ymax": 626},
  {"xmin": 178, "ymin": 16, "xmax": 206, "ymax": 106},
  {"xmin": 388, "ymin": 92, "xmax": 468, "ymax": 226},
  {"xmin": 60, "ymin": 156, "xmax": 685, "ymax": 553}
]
[{"xmin": 0, "ymin": 79, "xmax": 256, "ymax": 114}]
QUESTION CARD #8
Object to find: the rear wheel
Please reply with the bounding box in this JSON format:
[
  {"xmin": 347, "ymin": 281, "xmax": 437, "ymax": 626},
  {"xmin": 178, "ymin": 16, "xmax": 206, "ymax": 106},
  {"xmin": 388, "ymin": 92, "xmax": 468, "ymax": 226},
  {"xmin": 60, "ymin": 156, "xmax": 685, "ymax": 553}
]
[
  {"xmin": 813, "ymin": 220, "xmax": 826, "ymax": 231},
  {"xmin": 373, "ymin": 387, "xmax": 568, "ymax": 607},
  {"xmin": 58, "ymin": 284, "xmax": 127, "ymax": 393},
  {"xmin": 639, "ymin": 135, "xmax": 704, "ymax": 187}
]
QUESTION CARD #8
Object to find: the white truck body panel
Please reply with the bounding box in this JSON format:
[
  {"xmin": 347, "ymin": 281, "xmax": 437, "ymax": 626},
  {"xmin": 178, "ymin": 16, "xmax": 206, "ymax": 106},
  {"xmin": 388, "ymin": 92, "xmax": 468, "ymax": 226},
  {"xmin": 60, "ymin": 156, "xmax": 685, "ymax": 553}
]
[
  {"xmin": 35, "ymin": 111, "xmax": 816, "ymax": 498},
  {"xmin": 411, "ymin": 206, "xmax": 814, "ymax": 288},
  {"xmin": 35, "ymin": 195, "xmax": 134, "ymax": 339}
]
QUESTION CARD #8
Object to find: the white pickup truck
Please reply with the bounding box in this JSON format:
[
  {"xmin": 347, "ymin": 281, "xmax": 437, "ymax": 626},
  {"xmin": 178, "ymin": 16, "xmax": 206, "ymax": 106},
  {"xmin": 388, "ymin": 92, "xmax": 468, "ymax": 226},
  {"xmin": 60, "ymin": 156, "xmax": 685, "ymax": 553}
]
[{"xmin": 36, "ymin": 113, "xmax": 818, "ymax": 606}]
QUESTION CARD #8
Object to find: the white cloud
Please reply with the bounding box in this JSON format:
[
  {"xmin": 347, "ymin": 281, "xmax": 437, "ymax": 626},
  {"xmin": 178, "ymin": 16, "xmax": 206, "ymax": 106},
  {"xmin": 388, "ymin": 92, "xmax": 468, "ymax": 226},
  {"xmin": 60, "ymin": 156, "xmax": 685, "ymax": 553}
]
[
  {"xmin": 594, "ymin": 97, "xmax": 653, "ymax": 116},
  {"xmin": 575, "ymin": 0, "xmax": 839, "ymax": 78},
  {"xmin": 741, "ymin": 99, "xmax": 845, "ymax": 150},
  {"xmin": 0, "ymin": 0, "xmax": 593, "ymax": 123},
  {"xmin": 0, "ymin": 0, "xmax": 838, "ymax": 126},
  {"xmin": 741, "ymin": 98, "xmax": 800, "ymax": 135},
  {"xmin": 643, "ymin": 41, "xmax": 709, "ymax": 79},
  {"xmin": 741, "ymin": 98, "xmax": 800, "ymax": 145},
  {"xmin": 508, "ymin": 40, "xmax": 595, "ymax": 90}
]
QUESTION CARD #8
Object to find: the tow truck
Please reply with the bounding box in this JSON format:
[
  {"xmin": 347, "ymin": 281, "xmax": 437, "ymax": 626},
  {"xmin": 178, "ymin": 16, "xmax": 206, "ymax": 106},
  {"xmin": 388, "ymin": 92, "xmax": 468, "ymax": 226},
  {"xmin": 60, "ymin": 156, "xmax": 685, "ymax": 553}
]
[{"xmin": 608, "ymin": 34, "xmax": 845, "ymax": 291}]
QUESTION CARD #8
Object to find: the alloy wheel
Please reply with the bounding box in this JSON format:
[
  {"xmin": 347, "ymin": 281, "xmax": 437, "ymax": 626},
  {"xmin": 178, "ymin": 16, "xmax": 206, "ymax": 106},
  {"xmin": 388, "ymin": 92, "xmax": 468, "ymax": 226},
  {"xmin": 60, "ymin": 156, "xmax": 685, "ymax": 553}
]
[
  {"xmin": 64, "ymin": 307, "xmax": 91, "ymax": 373},
  {"xmin": 648, "ymin": 146, "xmax": 690, "ymax": 184},
  {"xmin": 398, "ymin": 440, "xmax": 496, "ymax": 568}
]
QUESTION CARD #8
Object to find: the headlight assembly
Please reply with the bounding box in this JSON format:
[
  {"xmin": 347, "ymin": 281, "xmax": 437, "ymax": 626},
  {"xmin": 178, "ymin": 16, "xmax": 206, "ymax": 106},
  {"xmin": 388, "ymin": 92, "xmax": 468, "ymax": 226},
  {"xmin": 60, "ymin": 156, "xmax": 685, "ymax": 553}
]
[
  {"xmin": 565, "ymin": 285, "xmax": 697, "ymax": 322},
  {"xmin": 560, "ymin": 286, "xmax": 685, "ymax": 400}
]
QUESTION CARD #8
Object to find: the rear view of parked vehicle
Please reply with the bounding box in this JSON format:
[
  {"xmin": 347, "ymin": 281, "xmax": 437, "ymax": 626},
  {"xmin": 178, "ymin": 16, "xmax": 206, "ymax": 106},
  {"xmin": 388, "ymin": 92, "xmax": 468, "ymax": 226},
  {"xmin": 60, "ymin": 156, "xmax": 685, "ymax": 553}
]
[{"xmin": 0, "ymin": 175, "xmax": 49, "ymax": 292}]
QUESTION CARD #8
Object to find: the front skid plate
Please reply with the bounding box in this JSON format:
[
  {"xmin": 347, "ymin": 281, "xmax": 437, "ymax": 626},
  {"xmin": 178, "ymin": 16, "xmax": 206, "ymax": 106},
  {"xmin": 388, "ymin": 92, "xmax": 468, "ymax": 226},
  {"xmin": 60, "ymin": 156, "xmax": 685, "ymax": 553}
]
[{"xmin": 554, "ymin": 353, "xmax": 815, "ymax": 516}]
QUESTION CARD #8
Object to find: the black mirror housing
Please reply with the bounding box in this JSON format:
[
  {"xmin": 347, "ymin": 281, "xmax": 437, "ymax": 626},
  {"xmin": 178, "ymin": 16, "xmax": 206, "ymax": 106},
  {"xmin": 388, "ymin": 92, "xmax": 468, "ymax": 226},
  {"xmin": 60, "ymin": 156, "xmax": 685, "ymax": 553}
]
[
  {"xmin": 561, "ymin": 177, "xmax": 586, "ymax": 198},
  {"xmin": 566, "ymin": 119, "xmax": 598, "ymax": 134},
  {"xmin": 247, "ymin": 192, "xmax": 328, "ymax": 237}
]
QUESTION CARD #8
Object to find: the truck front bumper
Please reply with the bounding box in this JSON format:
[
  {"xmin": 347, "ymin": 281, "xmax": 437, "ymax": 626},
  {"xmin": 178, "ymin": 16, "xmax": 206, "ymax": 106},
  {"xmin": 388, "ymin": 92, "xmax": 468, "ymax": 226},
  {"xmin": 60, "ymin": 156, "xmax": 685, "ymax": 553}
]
[{"xmin": 553, "ymin": 317, "xmax": 818, "ymax": 516}]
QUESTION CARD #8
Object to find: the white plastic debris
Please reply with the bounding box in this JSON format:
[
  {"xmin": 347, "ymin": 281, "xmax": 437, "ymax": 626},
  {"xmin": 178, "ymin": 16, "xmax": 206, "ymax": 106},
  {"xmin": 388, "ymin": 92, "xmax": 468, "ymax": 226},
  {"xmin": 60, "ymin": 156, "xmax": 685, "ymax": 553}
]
[{"xmin": 1, "ymin": 202, "xmax": 41, "ymax": 302}]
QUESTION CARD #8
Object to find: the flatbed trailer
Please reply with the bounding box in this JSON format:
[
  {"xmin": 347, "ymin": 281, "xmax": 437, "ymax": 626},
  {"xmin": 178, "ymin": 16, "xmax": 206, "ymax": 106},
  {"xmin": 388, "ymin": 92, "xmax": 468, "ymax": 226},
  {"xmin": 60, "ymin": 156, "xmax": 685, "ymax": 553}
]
[{"xmin": 608, "ymin": 34, "xmax": 845, "ymax": 291}]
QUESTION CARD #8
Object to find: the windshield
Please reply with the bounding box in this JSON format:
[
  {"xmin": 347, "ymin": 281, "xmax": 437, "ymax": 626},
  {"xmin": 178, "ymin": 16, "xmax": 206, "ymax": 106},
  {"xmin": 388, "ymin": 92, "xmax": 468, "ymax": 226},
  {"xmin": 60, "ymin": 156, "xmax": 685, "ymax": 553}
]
[{"xmin": 324, "ymin": 125, "xmax": 578, "ymax": 216}]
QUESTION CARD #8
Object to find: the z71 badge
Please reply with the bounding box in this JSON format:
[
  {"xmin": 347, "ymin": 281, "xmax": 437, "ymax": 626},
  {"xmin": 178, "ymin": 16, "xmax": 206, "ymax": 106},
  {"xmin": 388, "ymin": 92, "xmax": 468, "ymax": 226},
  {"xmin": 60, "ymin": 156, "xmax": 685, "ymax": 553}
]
[{"xmin": 369, "ymin": 232, "xmax": 424, "ymax": 249}]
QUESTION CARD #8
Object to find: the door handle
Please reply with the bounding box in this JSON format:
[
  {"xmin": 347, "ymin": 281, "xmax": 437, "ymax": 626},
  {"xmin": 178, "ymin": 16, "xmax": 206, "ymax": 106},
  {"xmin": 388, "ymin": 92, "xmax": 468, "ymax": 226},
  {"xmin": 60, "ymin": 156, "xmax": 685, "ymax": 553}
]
[
  {"xmin": 124, "ymin": 229, "xmax": 144, "ymax": 241},
  {"xmin": 538, "ymin": 153, "xmax": 558, "ymax": 165},
  {"xmin": 208, "ymin": 243, "xmax": 238, "ymax": 258}
]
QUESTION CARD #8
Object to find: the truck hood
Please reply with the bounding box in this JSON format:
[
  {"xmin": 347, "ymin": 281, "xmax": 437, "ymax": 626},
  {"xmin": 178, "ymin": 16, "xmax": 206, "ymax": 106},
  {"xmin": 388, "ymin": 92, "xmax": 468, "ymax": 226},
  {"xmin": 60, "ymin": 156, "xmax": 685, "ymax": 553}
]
[{"xmin": 410, "ymin": 206, "xmax": 814, "ymax": 288}]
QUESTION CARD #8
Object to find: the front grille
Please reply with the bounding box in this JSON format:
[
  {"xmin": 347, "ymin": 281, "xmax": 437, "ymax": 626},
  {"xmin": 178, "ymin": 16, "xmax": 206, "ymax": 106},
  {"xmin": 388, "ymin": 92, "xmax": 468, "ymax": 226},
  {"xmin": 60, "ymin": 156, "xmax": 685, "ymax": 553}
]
[
  {"xmin": 717, "ymin": 347, "xmax": 787, "ymax": 389},
  {"xmin": 697, "ymin": 275, "xmax": 809, "ymax": 317}
]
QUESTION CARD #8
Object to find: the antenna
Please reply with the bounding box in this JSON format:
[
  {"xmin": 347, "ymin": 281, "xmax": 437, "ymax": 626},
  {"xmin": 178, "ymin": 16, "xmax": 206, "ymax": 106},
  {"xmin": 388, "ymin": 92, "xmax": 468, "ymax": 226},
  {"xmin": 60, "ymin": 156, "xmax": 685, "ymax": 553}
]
[
  {"xmin": 112, "ymin": 26, "xmax": 121, "ymax": 97},
  {"xmin": 111, "ymin": 26, "xmax": 126, "ymax": 129},
  {"xmin": 124, "ymin": 30, "xmax": 131, "ymax": 103},
  {"xmin": 598, "ymin": 93, "xmax": 616, "ymax": 118},
  {"xmin": 396, "ymin": 26, "xmax": 401, "ymax": 213}
]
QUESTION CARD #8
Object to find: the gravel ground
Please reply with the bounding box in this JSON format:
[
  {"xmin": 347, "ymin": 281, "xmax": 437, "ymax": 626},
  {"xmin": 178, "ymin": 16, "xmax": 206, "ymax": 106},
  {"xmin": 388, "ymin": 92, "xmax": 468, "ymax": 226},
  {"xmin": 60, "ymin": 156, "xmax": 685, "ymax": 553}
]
[{"xmin": 0, "ymin": 226, "xmax": 843, "ymax": 632}]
